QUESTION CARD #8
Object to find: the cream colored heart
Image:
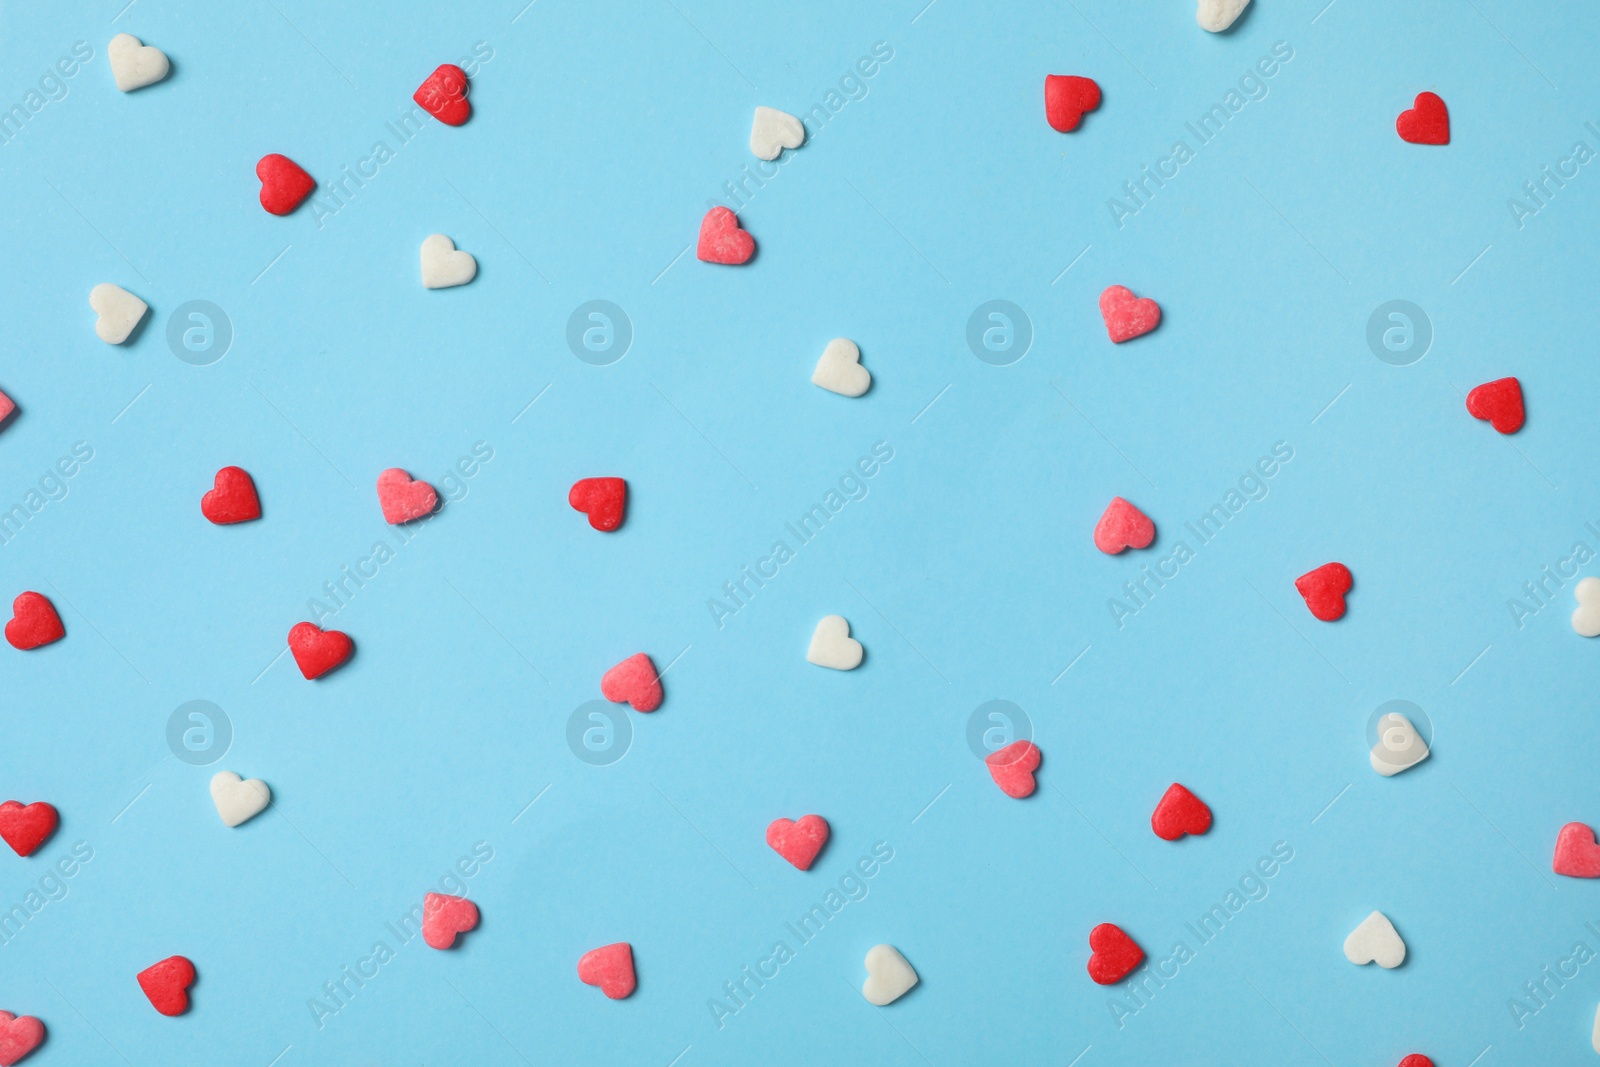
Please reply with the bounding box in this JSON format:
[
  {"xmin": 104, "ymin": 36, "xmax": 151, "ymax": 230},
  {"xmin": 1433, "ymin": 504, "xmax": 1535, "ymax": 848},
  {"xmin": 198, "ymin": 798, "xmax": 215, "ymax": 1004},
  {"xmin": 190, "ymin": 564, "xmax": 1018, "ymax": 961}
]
[
  {"xmin": 1369, "ymin": 712, "xmax": 1428, "ymax": 777},
  {"xmin": 420, "ymin": 234, "xmax": 477, "ymax": 289},
  {"xmin": 861, "ymin": 944, "xmax": 917, "ymax": 1005},
  {"xmin": 108, "ymin": 33, "xmax": 170, "ymax": 92},
  {"xmin": 750, "ymin": 106, "xmax": 805, "ymax": 161},
  {"xmin": 807, "ymin": 615, "xmax": 863, "ymax": 671},
  {"xmin": 89, "ymin": 283, "xmax": 148, "ymax": 344},
  {"xmin": 210, "ymin": 771, "xmax": 271, "ymax": 828},
  {"xmin": 1196, "ymin": 0, "xmax": 1250, "ymax": 31},
  {"xmin": 1573, "ymin": 576, "xmax": 1600, "ymax": 637},
  {"xmin": 1343, "ymin": 910, "xmax": 1405, "ymax": 968},
  {"xmin": 812, "ymin": 338, "xmax": 870, "ymax": 397}
]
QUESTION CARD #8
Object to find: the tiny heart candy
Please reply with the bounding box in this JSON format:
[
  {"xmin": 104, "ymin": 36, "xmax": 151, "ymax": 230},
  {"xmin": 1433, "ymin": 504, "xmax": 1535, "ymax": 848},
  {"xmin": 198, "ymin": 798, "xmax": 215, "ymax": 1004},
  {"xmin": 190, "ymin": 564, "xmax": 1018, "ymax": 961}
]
[
  {"xmin": 1099, "ymin": 285, "xmax": 1161, "ymax": 343},
  {"xmin": 1044, "ymin": 74, "xmax": 1100, "ymax": 133},
  {"xmin": 256, "ymin": 154, "xmax": 315, "ymax": 216},
  {"xmin": 601, "ymin": 652, "xmax": 662, "ymax": 712},
  {"xmin": 1397, "ymin": 92, "xmax": 1449, "ymax": 145},
  {"xmin": 750, "ymin": 105, "xmax": 805, "ymax": 160},
  {"xmin": 1553, "ymin": 822, "xmax": 1600, "ymax": 878},
  {"xmin": 1197, "ymin": 0, "xmax": 1250, "ymax": 31},
  {"xmin": 0, "ymin": 1011, "xmax": 43, "ymax": 1066},
  {"xmin": 287, "ymin": 622, "xmax": 353, "ymax": 680},
  {"xmin": 107, "ymin": 32, "xmax": 169, "ymax": 92},
  {"xmin": 422, "ymin": 892, "xmax": 479, "ymax": 949},
  {"xmin": 376, "ymin": 468, "xmax": 438, "ymax": 524},
  {"xmin": 578, "ymin": 942, "xmax": 636, "ymax": 999},
  {"xmin": 137, "ymin": 955, "xmax": 195, "ymax": 1016},
  {"xmin": 806, "ymin": 615, "xmax": 863, "ymax": 671},
  {"xmin": 419, "ymin": 234, "xmax": 477, "ymax": 289},
  {"xmin": 569, "ymin": 477, "xmax": 627, "ymax": 532},
  {"xmin": 1370, "ymin": 712, "xmax": 1429, "ymax": 776},
  {"xmin": 861, "ymin": 944, "xmax": 917, "ymax": 1005},
  {"xmin": 89, "ymin": 282, "xmax": 148, "ymax": 345},
  {"xmin": 5, "ymin": 593, "xmax": 63, "ymax": 651},
  {"xmin": 0, "ymin": 802, "xmax": 57, "ymax": 857},
  {"xmin": 201, "ymin": 466, "xmax": 261, "ymax": 524},
  {"xmin": 414, "ymin": 63, "xmax": 470, "ymax": 126},
  {"xmin": 986, "ymin": 740, "xmax": 1040, "ymax": 798},
  {"xmin": 1397, "ymin": 1057, "xmax": 1433, "ymax": 1067},
  {"xmin": 811, "ymin": 338, "xmax": 871, "ymax": 397},
  {"xmin": 209, "ymin": 772, "xmax": 271, "ymax": 828},
  {"xmin": 1151, "ymin": 783, "xmax": 1211, "ymax": 841},
  {"xmin": 1343, "ymin": 910, "xmax": 1405, "ymax": 968},
  {"xmin": 0, "ymin": 389, "xmax": 15, "ymax": 426},
  {"xmin": 767, "ymin": 815, "xmax": 830, "ymax": 870},
  {"xmin": 1094, "ymin": 497, "xmax": 1155, "ymax": 554},
  {"xmin": 1087, "ymin": 923, "xmax": 1144, "ymax": 985},
  {"xmin": 1465, "ymin": 376, "xmax": 1524, "ymax": 434},
  {"xmin": 1295, "ymin": 562, "xmax": 1352, "ymax": 621},
  {"xmin": 1574, "ymin": 576, "xmax": 1600, "ymax": 637},
  {"xmin": 697, "ymin": 206, "xmax": 755, "ymax": 265}
]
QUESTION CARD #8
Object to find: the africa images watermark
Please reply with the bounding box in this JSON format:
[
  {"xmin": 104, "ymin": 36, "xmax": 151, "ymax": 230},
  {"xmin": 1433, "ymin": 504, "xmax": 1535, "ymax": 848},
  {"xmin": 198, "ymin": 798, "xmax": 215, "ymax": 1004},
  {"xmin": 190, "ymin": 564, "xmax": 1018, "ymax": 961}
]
[
  {"xmin": 0, "ymin": 441, "xmax": 95, "ymax": 549},
  {"xmin": 0, "ymin": 40, "xmax": 95, "ymax": 148},
  {"xmin": 1503, "ymin": 519, "xmax": 1600, "ymax": 632},
  {"xmin": 1506, "ymin": 119, "xmax": 1600, "ymax": 230}
]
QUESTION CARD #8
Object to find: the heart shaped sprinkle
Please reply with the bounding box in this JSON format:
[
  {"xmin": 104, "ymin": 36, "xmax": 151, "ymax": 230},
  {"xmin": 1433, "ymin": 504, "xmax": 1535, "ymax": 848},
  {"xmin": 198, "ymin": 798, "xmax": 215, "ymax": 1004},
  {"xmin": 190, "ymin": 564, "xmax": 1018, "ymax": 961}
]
[
  {"xmin": 601, "ymin": 652, "xmax": 662, "ymax": 712},
  {"xmin": 1370, "ymin": 712, "xmax": 1429, "ymax": 777},
  {"xmin": 414, "ymin": 63, "xmax": 470, "ymax": 126},
  {"xmin": 256, "ymin": 154, "xmax": 315, "ymax": 216},
  {"xmin": 376, "ymin": 468, "xmax": 438, "ymax": 524},
  {"xmin": 861, "ymin": 944, "xmax": 917, "ymax": 1005},
  {"xmin": 811, "ymin": 338, "xmax": 871, "ymax": 397},
  {"xmin": 1151, "ymin": 783, "xmax": 1212, "ymax": 841},
  {"xmin": 1087, "ymin": 923, "xmax": 1144, "ymax": 984},
  {"xmin": 5, "ymin": 593, "xmax": 63, "ymax": 651},
  {"xmin": 422, "ymin": 892, "xmax": 479, "ymax": 949},
  {"xmin": 200, "ymin": 466, "xmax": 261, "ymax": 524},
  {"xmin": 578, "ymin": 942, "xmax": 636, "ymax": 999},
  {"xmin": 806, "ymin": 615, "xmax": 863, "ymax": 671},
  {"xmin": 1465, "ymin": 376, "xmax": 1524, "ymax": 434},
  {"xmin": 986, "ymin": 740, "xmax": 1040, "ymax": 798},
  {"xmin": 0, "ymin": 802, "xmax": 57, "ymax": 857},
  {"xmin": 569, "ymin": 477, "xmax": 627, "ymax": 532},
  {"xmin": 767, "ymin": 815, "xmax": 830, "ymax": 870},
  {"xmin": 1094, "ymin": 497, "xmax": 1155, "ymax": 554},
  {"xmin": 750, "ymin": 106, "xmax": 805, "ymax": 160},
  {"xmin": 137, "ymin": 956, "xmax": 196, "ymax": 1016},
  {"xmin": 209, "ymin": 772, "xmax": 271, "ymax": 828},
  {"xmin": 697, "ymin": 206, "xmax": 755, "ymax": 265},
  {"xmin": 1044, "ymin": 75, "xmax": 1101, "ymax": 133},
  {"xmin": 1397, "ymin": 92, "xmax": 1449, "ymax": 145},
  {"xmin": 1099, "ymin": 285, "xmax": 1161, "ymax": 343},
  {"xmin": 1343, "ymin": 910, "xmax": 1405, "ymax": 968},
  {"xmin": 0, "ymin": 389, "xmax": 15, "ymax": 426},
  {"xmin": 1196, "ymin": 0, "xmax": 1250, "ymax": 32},
  {"xmin": 1397, "ymin": 1057, "xmax": 1433, "ymax": 1067},
  {"xmin": 420, "ymin": 234, "xmax": 477, "ymax": 289},
  {"xmin": 287, "ymin": 622, "xmax": 353, "ymax": 680},
  {"xmin": 0, "ymin": 1011, "xmax": 44, "ymax": 1066},
  {"xmin": 107, "ymin": 33, "xmax": 169, "ymax": 92},
  {"xmin": 1574, "ymin": 576, "xmax": 1600, "ymax": 637},
  {"xmin": 1554, "ymin": 822, "xmax": 1600, "ymax": 878},
  {"xmin": 89, "ymin": 283, "xmax": 148, "ymax": 345},
  {"xmin": 1295, "ymin": 562, "xmax": 1352, "ymax": 621}
]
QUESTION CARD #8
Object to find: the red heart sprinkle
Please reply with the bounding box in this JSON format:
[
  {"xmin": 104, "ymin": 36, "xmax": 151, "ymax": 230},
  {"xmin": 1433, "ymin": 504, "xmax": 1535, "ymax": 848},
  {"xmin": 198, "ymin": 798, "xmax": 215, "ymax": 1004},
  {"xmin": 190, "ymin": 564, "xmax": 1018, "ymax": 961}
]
[
  {"xmin": 136, "ymin": 956, "xmax": 195, "ymax": 1016},
  {"xmin": 1094, "ymin": 497, "xmax": 1155, "ymax": 554},
  {"xmin": 986, "ymin": 740, "xmax": 1040, "ymax": 798},
  {"xmin": 767, "ymin": 815, "xmax": 830, "ymax": 871},
  {"xmin": 1553, "ymin": 822, "xmax": 1600, "ymax": 878},
  {"xmin": 1151, "ymin": 783, "xmax": 1212, "ymax": 841},
  {"xmin": 1294, "ymin": 562, "xmax": 1352, "ymax": 622},
  {"xmin": 414, "ymin": 63, "xmax": 470, "ymax": 126},
  {"xmin": 200, "ymin": 466, "xmax": 261, "ymax": 525},
  {"xmin": 1398, "ymin": 1057, "xmax": 1434, "ymax": 1067},
  {"xmin": 422, "ymin": 892, "xmax": 479, "ymax": 949},
  {"xmin": 376, "ymin": 468, "xmax": 438, "ymax": 524},
  {"xmin": 0, "ymin": 1011, "xmax": 43, "ymax": 1066},
  {"xmin": 1396, "ymin": 92, "xmax": 1449, "ymax": 145},
  {"xmin": 578, "ymin": 942, "xmax": 636, "ymax": 999},
  {"xmin": 0, "ymin": 802, "xmax": 57, "ymax": 857},
  {"xmin": 697, "ymin": 207, "xmax": 755, "ymax": 265},
  {"xmin": 0, "ymin": 390, "xmax": 15, "ymax": 426},
  {"xmin": 287, "ymin": 622, "xmax": 353, "ymax": 680},
  {"xmin": 1099, "ymin": 285, "xmax": 1161, "ymax": 343},
  {"xmin": 4, "ymin": 593, "xmax": 63, "ymax": 651},
  {"xmin": 601, "ymin": 652, "xmax": 662, "ymax": 712},
  {"xmin": 1044, "ymin": 74, "xmax": 1101, "ymax": 132},
  {"xmin": 1087, "ymin": 923, "xmax": 1144, "ymax": 985},
  {"xmin": 569, "ymin": 477, "xmax": 627, "ymax": 532},
  {"xmin": 1465, "ymin": 376, "xmax": 1524, "ymax": 434},
  {"xmin": 255, "ymin": 153, "xmax": 315, "ymax": 216}
]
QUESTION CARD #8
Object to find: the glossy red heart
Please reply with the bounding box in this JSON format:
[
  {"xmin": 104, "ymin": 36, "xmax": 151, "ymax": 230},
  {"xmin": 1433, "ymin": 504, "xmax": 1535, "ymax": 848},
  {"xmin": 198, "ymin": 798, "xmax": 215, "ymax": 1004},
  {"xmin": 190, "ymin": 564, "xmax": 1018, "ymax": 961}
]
[
  {"xmin": 137, "ymin": 956, "xmax": 195, "ymax": 1016},
  {"xmin": 287, "ymin": 622, "xmax": 353, "ymax": 680},
  {"xmin": 697, "ymin": 207, "xmax": 755, "ymax": 265},
  {"xmin": 1151, "ymin": 783, "xmax": 1212, "ymax": 841},
  {"xmin": 1466, "ymin": 376, "xmax": 1524, "ymax": 434},
  {"xmin": 4, "ymin": 593, "xmax": 63, "ymax": 651},
  {"xmin": 1553, "ymin": 822, "xmax": 1600, "ymax": 878},
  {"xmin": 767, "ymin": 815, "xmax": 830, "ymax": 871},
  {"xmin": 569, "ymin": 477, "xmax": 627, "ymax": 532},
  {"xmin": 0, "ymin": 1011, "xmax": 43, "ymax": 1066},
  {"xmin": 601, "ymin": 652, "xmax": 662, "ymax": 712},
  {"xmin": 1099, "ymin": 285, "xmax": 1161, "ymax": 343},
  {"xmin": 0, "ymin": 802, "xmax": 57, "ymax": 857},
  {"xmin": 1295, "ymin": 562, "xmax": 1352, "ymax": 622},
  {"xmin": 986, "ymin": 740, "xmax": 1040, "ymax": 798},
  {"xmin": 200, "ymin": 466, "xmax": 261, "ymax": 525},
  {"xmin": 422, "ymin": 892, "xmax": 479, "ymax": 949},
  {"xmin": 578, "ymin": 942, "xmax": 636, "ymax": 999},
  {"xmin": 414, "ymin": 63, "xmax": 470, "ymax": 126},
  {"xmin": 1087, "ymin": 923, "xmax": 1144, "ymax": 984},
  {"xmin": 376, "ymin": 468, "xmax": 438, "ymax": 524},
  {"xmin": 1397, "ymin": 1057, "xmax": 1434, "ymax": 1067},
  {"xmin": 1044, "ymin": 74, "xmax": 1101, "ymax": 133},
  {"xmin": 1396, "ymin": 92, "xmax": 1449, "ymax": 145},
  {"xmin": 1094, "ymin": 497, "xmax": 1154, "ymax": 554},
  {"xmin": 256, "ymin": 153, "xmax": 315, "ymax": 216}
]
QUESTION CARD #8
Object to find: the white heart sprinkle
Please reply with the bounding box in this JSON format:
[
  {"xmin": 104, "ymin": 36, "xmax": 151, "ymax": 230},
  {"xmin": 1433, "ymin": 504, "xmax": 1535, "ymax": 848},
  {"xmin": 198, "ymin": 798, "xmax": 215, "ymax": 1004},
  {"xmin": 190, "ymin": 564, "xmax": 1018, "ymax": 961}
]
[
  {"xmin": 812, "ymin": 338, "xmax": 870, "ymax": 398},
  {"xmin": 1343, "ymin": 911, "xmax": 1405, "ymax": 968},
  {"xmin": 861, "ymin": 944, "xmax": 917, "ymax": 1005},
  {"xmin": 749, "ymin": 106, "xmax": 805, "ymax": 161},
  {"xmin": 807, "ymin": 615, "xmax": 863, "ymax": 671},
  {"xmin": 108, "ymin": 33, "xmax": 170, "ymax": 92},
  {"xmin": 1196, "ymin": 0, "xmax": 1250, "ymax": 32},
  {"xmin": 89, "ymin": 283, "xmax": 148, "ymax": 344},
  {"xmin": 1369, "ymin": 712, "xmax": 1428, "ymax": 777},
  {"xmin": 1573, "ymin": 576, "xmax": 1600, "ymax": 637},
  {"xmin": 210, "ymin": 771, "xmax": 271, "ymax": 828},
  {"xmin": 420, "ymin": 234, "xmax": 477, "ymax": 289}
]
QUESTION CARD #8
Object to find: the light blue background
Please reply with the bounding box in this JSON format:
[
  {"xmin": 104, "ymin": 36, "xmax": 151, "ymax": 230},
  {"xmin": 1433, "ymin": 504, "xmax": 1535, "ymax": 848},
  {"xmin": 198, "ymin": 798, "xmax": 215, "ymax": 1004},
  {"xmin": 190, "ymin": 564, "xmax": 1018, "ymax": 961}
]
[{"xmin": 0, "ymin": 0, "xmax": 1598, "ymax": 1063}]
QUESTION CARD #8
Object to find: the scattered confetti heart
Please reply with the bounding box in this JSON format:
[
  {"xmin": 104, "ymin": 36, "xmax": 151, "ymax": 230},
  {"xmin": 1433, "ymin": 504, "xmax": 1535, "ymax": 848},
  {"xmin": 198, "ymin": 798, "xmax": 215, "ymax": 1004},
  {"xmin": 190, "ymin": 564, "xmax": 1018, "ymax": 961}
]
[
  {"xmin": 0, "ymin": 802, "xmax": 57, "ymax": 857},
  {"xmin": 1554, "ymin": 822, "xmax": 1600, "ymax": 878},
  {"xmin": 1094, "ymin": 497, "xmax": 1155, "ymax": 554},
  {"xmin": 0, "ymin": 389, "xmax": 14, "ymax": 426},
  {"xmin": 697, "ymin": 206, "xmax": 755, "ymax": 265},
  {"xmin": 1151, "ymin": 783, "xmax": 1211, "ymax": 841},
  {"xmin": 1197, "ymin": 0, "xmax": 1250, "ymax": 32},
  {"xmin": 5, "ymin": 593, "xmax": 63, "ymax": 651},
  {"xmin": 0, "ymin": 1012, "xmax": 43, "ymax": 1066},
  {"xmin": 1465, "ymin": 376, "xmax": 1524, "ymax": 434},
  {"xmin": 420, "ymin": 234, "xmax": 477, "ymax": 289},
  {"xmin": 287, "ymin": 622, "xmax": 353, "ymax": 680},
  {"xmin": 1099, "ymin": 285, "xmax": 1161, "ymax": 343},
  {"xmin": 750, "ymin": 106, "xmax": 805, "ymax": 160},
  {"xmin": 1344, "ymin": 910, "xmax": 1405, "ymax": 968},
  {"xmin": 256, "ymin": 154, "xmax": 315, "ymax": 216},
  {"xmin": 1087, "ymin": 923, "xmax": 1144, "ymax": 984},
  {"xmin": 1044, "ymin": 74, "xmax": 1100, "ymax": 133},
  {"xmin": 568, "ymin": 477, "xmax": 627, "ymax": 532},
  {"xmin": 861, "ymin": 944, "xmax": 917, "ymax": 1005},
  {"xmin": 806, "ymin": 615, "xmax": 863, "ymax": 671},
  {"xmin": 209, "ymin": 772, "xmax": 270, "ymax": 828},
  {"xmin": 414, "ymin": 63, "xmax": 470, "ymax": 126},
  {"xmin": 1397, "ymin": 92, "xmax": 1449, "ymax": 145},
  {"xmin": 137, "ymin": 956, "xmax": 195, "ymax": 1016},
  {"xmin": 108, "ymin": 33, "xmax": 169, "ymax": 91},
  {"xmin": 422, "ymin": 892, "xmax": 479, "ymax": 949},
  {"xmin": 986, "ymin": 740, "xmax": 1040, "ymax": 798},
  {"xmin": 812, "ymin": 338, "xmax": 871, "ymax": 397},
  {"xmin": 1573, "ymin": 577, "xmax": 1600, "ymax": 637},
  {"xmin": 1397, "ymin": 1058, "xmax": 1433, "ymax": 1067},
  {"xmin": 1370, "ymin": 712, "xmax": 1429, "ymax": 777},
  {"xmin": 601, "ymin": 652, "xmax": 662, "ymax": 712},
  {"xmin": 376, "ymin": 468, "xmax": 438, "ymax": 524},
  {"xmin": 578, "ymin": 942, "xmax": 636, "ymax": 999},
  {"xmin": 200, "ymin": 466, "xmax": 261, "ymax": 525},
  {"xmin": 767, "ymin": 815, "xmax": 829, "ymax": 870},
  {"xmin": 89, "ymin": 283, "xmax": 147, "ymax": 344},
  {"xmin": 1295, "ymin": 562, "xmax": 1352, "ymax": 621}
]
